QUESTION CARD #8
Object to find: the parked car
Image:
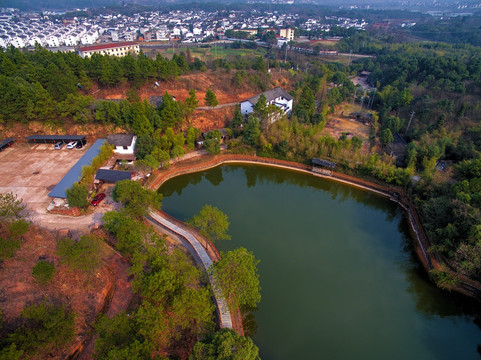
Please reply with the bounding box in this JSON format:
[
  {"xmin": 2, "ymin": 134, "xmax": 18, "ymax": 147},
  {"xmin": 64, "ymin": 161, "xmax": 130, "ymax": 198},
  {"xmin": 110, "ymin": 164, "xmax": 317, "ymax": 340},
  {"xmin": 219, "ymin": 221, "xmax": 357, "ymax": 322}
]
[
  {"xmin": 76, "ymin": 140, "xmax": 86, "ymax": 149},
  {"xmin": 90, "ymin": 193, "xmax": 106, "ymax": 206},
  {"xmin": 54, "ymin": 141, "xmax": 64, "ymax": 150},
  {"xmin": 67, "ymin": 141, "xmax": 78, "ymax": 149}
]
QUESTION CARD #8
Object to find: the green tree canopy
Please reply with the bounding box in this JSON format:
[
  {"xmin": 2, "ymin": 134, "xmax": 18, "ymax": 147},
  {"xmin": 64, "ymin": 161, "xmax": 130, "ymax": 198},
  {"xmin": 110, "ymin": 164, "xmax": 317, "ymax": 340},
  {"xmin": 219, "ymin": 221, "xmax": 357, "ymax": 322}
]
[
  {"xmin": 158, "ymin": 92, "xmax": 183, "ymax": 129},
  {"xmin": 0, "ymin": 192, "xmax": 25, "ymax": 223},
  {"xmin": 213, "ymin": 247, "xmax": 261, "ymax": 311},
  {"xmin": 190, "ymin": 328, "xmax": 260, "ymax": 360},
  {"xmin": 243, "ymin": 117, "xmax": 261, "ymax": 146},
  {"xmin": 294, "ymin": 85, "xmax": 316, "ymax": 123},
  {"xmin": 187, "ymin": 205, "xmax": 231, "ymax": 246},
  {"xmin": 185, "ymin": 88, "xmax": 199, "ymax": 115},
  {"xmin": 204, "ymin": 130, "xmax": 222, "ymax": 155},
  {"xmin": 112, "ymin": 179, "xmax": 162, "ymax": 217},
  {"xmin": 66, "ymin": 182, "xmax": 89, "ymax": 208},
  {"xmin": 204, "ymin": 89, "xmax": 219, "ymax": 108},
  {"xmin": 7, "ymin": 302, "xmax": 75, "ymax": 355},
  {"xmin": 57, "ymin": 234, "xmax": 103, "ymax": 274},
  {"xmin": 380, "ymin": 128, "xmax": 394, "ymax": 146}
]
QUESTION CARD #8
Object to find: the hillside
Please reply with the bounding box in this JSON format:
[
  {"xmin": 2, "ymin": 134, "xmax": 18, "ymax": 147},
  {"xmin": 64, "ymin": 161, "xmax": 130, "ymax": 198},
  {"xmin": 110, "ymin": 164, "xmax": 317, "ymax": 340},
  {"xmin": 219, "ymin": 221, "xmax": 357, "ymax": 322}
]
[
  {"xmin": 90, "ymin": 70, "xmax": 294, "ymax": 131},
  {"xmin": 0, "ymin": 226, "xmax": 132, "ymax": 359}
]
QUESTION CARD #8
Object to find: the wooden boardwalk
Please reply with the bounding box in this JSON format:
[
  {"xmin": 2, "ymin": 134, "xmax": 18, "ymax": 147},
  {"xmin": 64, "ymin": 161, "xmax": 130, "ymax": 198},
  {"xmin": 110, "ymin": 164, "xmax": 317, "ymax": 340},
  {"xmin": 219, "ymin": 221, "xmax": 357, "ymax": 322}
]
[{"xmin": 148, "ymin": 210, "xmax": 233, "ymax": 329}]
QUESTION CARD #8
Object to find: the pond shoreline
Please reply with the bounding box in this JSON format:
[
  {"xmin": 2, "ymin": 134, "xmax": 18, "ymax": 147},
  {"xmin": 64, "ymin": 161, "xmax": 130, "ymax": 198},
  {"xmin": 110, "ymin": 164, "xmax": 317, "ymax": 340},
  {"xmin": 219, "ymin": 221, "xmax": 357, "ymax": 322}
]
[{"xmin": 147, "ymin": 152, "xmax": 481, "ymax": 303}]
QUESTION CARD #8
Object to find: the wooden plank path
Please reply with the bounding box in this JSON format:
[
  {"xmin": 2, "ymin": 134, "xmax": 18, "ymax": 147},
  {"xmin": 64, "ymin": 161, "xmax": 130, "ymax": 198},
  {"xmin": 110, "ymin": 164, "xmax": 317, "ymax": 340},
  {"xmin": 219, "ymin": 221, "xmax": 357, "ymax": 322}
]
[{"xmin": 148, "ymin": 210, "xmax": 233, "ymax": 329}]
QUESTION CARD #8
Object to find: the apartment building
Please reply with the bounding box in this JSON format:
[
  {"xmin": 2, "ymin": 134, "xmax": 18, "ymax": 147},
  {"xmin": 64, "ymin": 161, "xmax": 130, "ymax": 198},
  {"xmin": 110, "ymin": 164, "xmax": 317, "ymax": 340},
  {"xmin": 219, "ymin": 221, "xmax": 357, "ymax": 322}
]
[{"xmin": 78, "ymin": 41, "xmax": 139, "ymax": 58}]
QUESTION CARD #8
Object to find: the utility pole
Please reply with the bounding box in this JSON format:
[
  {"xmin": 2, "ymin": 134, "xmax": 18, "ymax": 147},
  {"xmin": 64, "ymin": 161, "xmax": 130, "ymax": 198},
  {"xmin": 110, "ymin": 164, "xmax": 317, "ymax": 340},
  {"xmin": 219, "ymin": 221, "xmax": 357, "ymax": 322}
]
[
  {"xmin": 405, "ymin": 111, "xmax": 415, "ymax": 134},
  {"xmin": 348, "ymin": 50, "xmax": 352, "ymax": 65},
  {"xmin": 359, "ymin": 89, "xmax": 367, "ymax": 111},
  {"xmin": 367, "ymin": 88, "xmax": 377, "ymax": 110},
  {"xmin": 352, "ymin": 87, "xmax": 359, "ymax": 106}
]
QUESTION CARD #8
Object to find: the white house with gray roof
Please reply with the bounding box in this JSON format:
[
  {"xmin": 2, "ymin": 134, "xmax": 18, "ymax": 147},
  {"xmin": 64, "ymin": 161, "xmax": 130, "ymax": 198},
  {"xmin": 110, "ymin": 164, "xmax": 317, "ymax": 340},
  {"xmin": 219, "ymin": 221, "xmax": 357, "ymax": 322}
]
[
  {"xmin": 240, "ymin": 87, "xmax": 293, "ymax": 116},
  {"xmin": 107, "ymin": 134, "xmax": 137, "ymax": 155}
]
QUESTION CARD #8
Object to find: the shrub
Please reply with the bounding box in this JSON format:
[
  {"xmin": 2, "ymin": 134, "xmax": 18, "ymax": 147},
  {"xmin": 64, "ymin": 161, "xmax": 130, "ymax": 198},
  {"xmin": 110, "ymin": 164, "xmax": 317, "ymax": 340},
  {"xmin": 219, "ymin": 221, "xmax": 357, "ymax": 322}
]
[
  {"xmin": 0, "ymin": 236, "xmax": 22, "ymax": 261},
  {"xmin": 32, "ymin": 260, "xmax": 55, "ymax": 286},
  {"xmin": 66, "ymin": 182, "xmax": 89, "ymax": 208},
  {"xmin": 57, "ymin": 235, "xmax": 103, "ymax": 274},
  {"xmin": 8, "ymin": 302, "xmax": 75, "ymax": 353}
]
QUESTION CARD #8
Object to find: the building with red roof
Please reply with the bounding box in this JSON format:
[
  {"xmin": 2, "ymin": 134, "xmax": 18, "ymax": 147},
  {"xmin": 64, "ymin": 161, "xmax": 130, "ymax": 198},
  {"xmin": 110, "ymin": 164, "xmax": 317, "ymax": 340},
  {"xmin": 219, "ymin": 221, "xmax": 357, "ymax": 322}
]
[{"xmin": 78, "ymin": 41, "xmax": 139, "ymax": 58}]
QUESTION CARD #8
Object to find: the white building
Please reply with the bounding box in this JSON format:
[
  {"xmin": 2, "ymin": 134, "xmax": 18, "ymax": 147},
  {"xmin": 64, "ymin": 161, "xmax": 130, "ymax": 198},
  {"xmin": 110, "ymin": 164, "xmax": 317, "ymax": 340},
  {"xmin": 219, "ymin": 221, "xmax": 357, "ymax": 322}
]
[
  {"xmin": 78, "ymin": 41, "xmax": 139, "ymax": 58},
  {"xmin": 107, "ymin": 134, "xmax": 137, "ymax": 157},
  {"xmin": 280, "ymin": 28, "xmax": 295, "ymax": 41},
  {"xmin": 156, "ymin": 29, "xmax": 169, "ymax": 41},
  {"xmin": 241, "ymin": 87, "xmax": 293, "ymax": 116},
  {"xmin": 9, "ymin": 37, "xmax": 25, "ymax": 48}
]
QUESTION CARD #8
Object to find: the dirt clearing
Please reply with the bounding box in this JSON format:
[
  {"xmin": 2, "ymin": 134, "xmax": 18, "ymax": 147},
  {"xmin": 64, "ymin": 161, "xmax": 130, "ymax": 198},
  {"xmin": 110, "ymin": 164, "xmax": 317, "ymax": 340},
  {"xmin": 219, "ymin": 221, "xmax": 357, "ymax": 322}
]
[
  {"xmin": 0, "ymin": 143, "xmax": 85, "ymax": 214},
  {"xmin": 323, "ymin": 103, "xmax": 372, "ymax": 152},
  {"xmin": 0, "ymin": 143, "xmax": 121, "ymax": 233}
]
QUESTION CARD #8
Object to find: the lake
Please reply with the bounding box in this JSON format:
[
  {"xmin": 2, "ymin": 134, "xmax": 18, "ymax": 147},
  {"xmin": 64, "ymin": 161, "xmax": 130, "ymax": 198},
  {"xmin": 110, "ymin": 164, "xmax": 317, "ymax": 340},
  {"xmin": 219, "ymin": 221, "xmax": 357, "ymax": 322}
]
[{"xmin": 159, "ymin": 164, "xmax": 481, "ymax": 360}]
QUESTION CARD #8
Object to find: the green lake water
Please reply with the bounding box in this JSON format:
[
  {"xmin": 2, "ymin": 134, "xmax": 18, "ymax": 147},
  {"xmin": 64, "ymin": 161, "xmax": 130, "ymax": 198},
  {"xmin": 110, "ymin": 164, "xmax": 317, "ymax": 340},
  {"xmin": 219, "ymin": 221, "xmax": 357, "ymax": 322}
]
[{"xmin": 159, "ymin": 164, "xmax": 481, "ymax": 360}]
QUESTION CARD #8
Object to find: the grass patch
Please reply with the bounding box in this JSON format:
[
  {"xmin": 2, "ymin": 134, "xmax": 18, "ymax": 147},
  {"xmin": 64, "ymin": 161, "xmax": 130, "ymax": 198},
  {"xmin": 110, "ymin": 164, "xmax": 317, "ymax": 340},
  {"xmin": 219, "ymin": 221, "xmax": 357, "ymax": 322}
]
[{"xmin": 32, "ymin": 260, "xmax": 55, "ymax": 286}]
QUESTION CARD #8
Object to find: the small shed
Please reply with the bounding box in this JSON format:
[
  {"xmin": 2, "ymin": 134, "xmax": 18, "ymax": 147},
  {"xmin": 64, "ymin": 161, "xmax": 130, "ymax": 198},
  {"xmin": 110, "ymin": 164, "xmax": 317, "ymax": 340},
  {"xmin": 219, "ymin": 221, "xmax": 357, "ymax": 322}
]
[
  {"xmin": 95, "ymin": 169, "xmax": 133, "ymax": 184},
  {"xmin": 0, "ymin": 137, "xmax": 15, "ymax": 152},
  {"xmin": 312, "ymin": 158, "xmax": 336, "ymax": 176}
]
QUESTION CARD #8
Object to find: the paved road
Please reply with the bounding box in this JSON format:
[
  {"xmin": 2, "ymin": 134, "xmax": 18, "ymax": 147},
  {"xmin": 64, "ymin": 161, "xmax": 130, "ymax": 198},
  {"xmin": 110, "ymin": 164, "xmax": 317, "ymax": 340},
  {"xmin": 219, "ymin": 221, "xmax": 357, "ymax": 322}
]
[
  {"xmin": 148, "ymin": 210, "xmax": 233, "ymax": 329},
  {"xmin": 196, "ymin": 102, "xmax": 239, "ymax": 110}
]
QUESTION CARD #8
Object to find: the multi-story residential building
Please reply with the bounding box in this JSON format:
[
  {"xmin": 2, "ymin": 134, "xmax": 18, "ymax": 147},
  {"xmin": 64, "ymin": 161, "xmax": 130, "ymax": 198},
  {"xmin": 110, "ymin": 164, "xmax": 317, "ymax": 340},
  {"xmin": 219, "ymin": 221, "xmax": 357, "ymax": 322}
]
[
  {"xmin": 78, "ymin": 41, "xmax": 139, "ymax": 58},
  {"xmin": 280, "ymin": 28, "xmax": 295, "ymax": 41}
]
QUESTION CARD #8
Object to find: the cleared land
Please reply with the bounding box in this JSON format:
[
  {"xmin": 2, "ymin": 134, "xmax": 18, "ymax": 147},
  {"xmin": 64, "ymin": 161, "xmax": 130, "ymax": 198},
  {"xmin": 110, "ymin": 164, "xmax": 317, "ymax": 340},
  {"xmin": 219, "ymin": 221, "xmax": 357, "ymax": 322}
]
[
  {"xmin": 0, "ymin": 142, "xmax": 120, "ymax": 232},
  {"xmin": 0, "ymin": 142, "xmax": 85, "ymax": 214},
  {"xmin": 142, "ymin": 45, "xmax": 266, "ymax": 61},
  {"xmin": 323, "ymin": 102, "xmax": 372, "ymax": 152}
]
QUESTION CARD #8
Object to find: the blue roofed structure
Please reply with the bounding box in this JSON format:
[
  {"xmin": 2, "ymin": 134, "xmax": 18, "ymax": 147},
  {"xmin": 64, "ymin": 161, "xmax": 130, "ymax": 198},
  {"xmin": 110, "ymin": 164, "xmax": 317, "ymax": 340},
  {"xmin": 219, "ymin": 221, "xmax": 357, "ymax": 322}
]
[
  {"xmin": 48, "ymin": 139, "xmax": 106, "ymax": 199},
  {"xmin": 0, "ymin": 137, "xmax": 15, "ymax": 152}
]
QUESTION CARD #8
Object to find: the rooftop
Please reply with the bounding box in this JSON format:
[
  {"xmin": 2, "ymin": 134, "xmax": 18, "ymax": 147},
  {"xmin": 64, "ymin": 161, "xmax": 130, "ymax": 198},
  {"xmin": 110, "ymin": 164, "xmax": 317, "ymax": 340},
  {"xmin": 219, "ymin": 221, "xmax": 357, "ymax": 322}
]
[
  {"xmin": 107, "ymin": 134, "xmax": 135, "ymax": 147},
  {"xmin": 25, "ymin": 134, "xmax": 86, "ymax": 142},
  {"xmin": 0, "ymin": 137, "xmax": 15, "ymax": 151},
  {"xmin": 245, "ymin": 87, "xmax": 293, "ymax": 105},
  {"xmin": 95, "ymin": 169, "xmax": 132, "ymax": 182},
  {"xmin": 312, "ymin": 158, "xmax": 336, "ymax": 168},
  {"xmin": 78, "ymin": 41, "xmax": 138, "ymax": 52},
  {"xmin": 48, "ymin": 139, "xmax": 106, "ymax": 199}
]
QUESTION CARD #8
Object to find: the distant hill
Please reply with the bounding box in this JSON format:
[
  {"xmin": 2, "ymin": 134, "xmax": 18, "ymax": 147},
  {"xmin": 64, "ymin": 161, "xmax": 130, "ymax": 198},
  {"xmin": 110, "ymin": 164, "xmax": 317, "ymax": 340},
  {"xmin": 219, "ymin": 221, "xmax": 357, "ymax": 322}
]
[{"xmin": 1, "ymin": 0, "xmax": 118, "ymax": 11}]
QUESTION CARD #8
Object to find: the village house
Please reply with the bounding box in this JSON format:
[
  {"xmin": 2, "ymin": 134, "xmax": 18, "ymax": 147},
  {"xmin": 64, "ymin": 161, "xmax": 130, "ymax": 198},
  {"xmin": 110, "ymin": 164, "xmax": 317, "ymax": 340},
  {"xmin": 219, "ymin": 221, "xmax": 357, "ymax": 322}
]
[
  {"xmin": 107, "ymin": 134, "xmax": 137, "ymax": 160},
  {"xmin": 240, "ymin": 87, "xmax": 293, "ymax": 116}
]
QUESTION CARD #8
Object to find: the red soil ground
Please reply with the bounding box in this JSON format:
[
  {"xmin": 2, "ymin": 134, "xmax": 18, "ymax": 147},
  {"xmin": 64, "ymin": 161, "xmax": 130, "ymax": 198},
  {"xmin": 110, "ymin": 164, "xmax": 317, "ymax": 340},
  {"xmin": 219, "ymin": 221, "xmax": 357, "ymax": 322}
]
[
  {"xmin": 0, "ymin": 226, "xmax": 133, "ymax": 359},
  {"xmin": 90, "ymin": 70, "xmax": 294, "ymax": 131}
]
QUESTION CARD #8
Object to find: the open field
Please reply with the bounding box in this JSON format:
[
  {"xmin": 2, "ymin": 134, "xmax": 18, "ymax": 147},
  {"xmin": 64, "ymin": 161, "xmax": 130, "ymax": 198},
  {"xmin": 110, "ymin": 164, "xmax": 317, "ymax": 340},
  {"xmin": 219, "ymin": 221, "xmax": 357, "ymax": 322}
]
[
  {"xmin": 142, "ymin": 44, "xmax": 266, "ymax": 61},
  {"xmin": 309, "ymin": 39, "xmax": 339, "ymax": 47},
  {"xmin": 323, "ymin": 102, "xmax": 372, "ymax": 152}
]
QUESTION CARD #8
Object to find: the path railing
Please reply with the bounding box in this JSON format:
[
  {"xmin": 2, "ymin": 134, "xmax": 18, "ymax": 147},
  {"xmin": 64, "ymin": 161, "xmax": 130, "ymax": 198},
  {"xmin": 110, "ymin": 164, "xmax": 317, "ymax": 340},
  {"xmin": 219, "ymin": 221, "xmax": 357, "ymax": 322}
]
[{"xmin": 148, "ymin": 209, "xmax": 233, "ymax": 329}]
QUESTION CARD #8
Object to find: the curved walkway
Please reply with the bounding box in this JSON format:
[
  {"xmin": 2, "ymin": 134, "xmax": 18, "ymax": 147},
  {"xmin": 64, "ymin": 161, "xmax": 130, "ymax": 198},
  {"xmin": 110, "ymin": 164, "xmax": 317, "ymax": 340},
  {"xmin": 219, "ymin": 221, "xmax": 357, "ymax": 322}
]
[{"xmin": 148, "ymin": 209, "xmax": 233, "ymax": 329}]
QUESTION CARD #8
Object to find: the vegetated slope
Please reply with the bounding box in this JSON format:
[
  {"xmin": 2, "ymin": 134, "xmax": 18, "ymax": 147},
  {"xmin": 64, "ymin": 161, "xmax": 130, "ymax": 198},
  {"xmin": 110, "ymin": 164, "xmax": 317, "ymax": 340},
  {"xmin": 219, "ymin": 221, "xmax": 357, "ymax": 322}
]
[
  {"xmin": 0, "ymin": 226, "xmax": 122, "ymax": 359},
  {"xmin": 92, "ymin": 70, "xmax": 293, "ymax": 131}
]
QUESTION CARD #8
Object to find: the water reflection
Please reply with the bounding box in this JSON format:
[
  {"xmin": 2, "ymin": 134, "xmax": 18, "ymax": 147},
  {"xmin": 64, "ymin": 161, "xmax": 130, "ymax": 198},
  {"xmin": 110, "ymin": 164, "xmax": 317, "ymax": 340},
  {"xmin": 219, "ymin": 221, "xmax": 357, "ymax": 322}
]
[
  {"xmin": 160, "ymin": 164, "xmax": 398, "ymax": 218},
  {"xmin": 160, "ymin": 164, "xmax": 481, "ymax": 360}
]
